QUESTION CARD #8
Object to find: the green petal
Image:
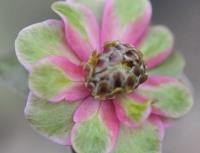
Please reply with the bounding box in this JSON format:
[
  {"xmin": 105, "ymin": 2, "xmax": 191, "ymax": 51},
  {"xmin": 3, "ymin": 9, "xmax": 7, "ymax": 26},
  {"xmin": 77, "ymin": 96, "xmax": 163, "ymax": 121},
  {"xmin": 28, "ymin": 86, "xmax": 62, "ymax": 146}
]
[
  {"xmin": 139, "ymin": 81, "xmax": 193, "ymax": 118},
  {"xmin": 115, "ymin": 94, "xmax": 151, "ymax": 127},
  {"xmin": 115, "ymin": 0, "xmax": 147, "ymax": 25},
  {"xmin": 102, "ymin": 0, "xmax": 151, "ymax": 44},
  {"xmin": 25, "ymin": 93, "xmax": 79, "ymax": 145},
  {"xmin": 29, "ymin": 58, "xmax": 72, "ymax": 100},
  {"xmin": 139, "ymin": 25, "xmax": 174, "ymax": 68},
  {"xmin": 148, "ymin": 52, "xmax": 185, "ymax": 77},
  {"xmin": 72, "ymin": 114, "xmax": 110, "ymax": 153},
  {"xmin": 75, "ymin": 0, "xmax": 104, "ymax": 21},
  {"xmin": 15, "ymin": 19, "xmax": 79, "ymax": 70},
  {"xmin": 113, "ymin": 123, "xmax": 161, "ymax": 153},
  {"xmin": 52, "ymin": 2, "xmax": 87, "ymax": 37},
  {"xmin": 52, "ymin": 1, "xmax": 100, "ymax": 61}
]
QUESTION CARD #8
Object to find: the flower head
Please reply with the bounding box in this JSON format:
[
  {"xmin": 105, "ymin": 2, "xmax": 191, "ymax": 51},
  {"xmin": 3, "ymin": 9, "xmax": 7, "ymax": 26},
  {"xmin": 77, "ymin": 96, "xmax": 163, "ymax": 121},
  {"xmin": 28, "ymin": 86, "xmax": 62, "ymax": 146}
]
[{"xmin": 15, "ymin": 0, "xmax": 193, "ymax": 153}]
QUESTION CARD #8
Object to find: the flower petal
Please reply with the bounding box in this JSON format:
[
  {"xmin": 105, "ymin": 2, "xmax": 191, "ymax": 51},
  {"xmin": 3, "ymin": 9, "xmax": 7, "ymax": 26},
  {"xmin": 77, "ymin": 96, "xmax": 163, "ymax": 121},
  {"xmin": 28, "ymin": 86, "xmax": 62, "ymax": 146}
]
[
  {"xmin": 148, "ymin": 52, "xmax": 185, "ymax": 77},
  {"xmin": 112, "ymin": 122, "xmax": 161, "ymax": 153},
  {"xmin": 148, "ymin": 115, "xmax": 165, "ymax": 140},
  {"xmin": 74, "ymin": 0, "xmax": 105, "ymax": 21},
  {"xmin": 101, "ymin": 0, "xmax": 152, "ymax": 45},
  {"xmin": 64, "ymin": 84, "xmax": 90, "ymax": 102},
  {"xmin": 29, "ymin": 56, "xmax": 84, "ymax": 102},
  {"xmin": 72, "ymin": 100, "xmax": 119, "ymax": 153},
  {"xmin": 139, "ymin": 26, "xmax": 174, "ymax": 69},
  {"xmin": 139, "ymin": 76, "xmax": 193, "ymax": 118},
  {"xmin": 114, "ymin": 93, "xmax": 151, "ymax": 128},
  {"xmin": 52, "ymin": 1, "xmax": 100, "ymax": 61},
  {"xmin": 25, "ymin": 93, "xmax": 79, "ymax": 145},
  {"xmin": 15, "ymin": 19, "xmax": 79, "ymax": 70},
  {"xmin": 73, "ymin": 97, "xmax": 100, "ymax": 123}
]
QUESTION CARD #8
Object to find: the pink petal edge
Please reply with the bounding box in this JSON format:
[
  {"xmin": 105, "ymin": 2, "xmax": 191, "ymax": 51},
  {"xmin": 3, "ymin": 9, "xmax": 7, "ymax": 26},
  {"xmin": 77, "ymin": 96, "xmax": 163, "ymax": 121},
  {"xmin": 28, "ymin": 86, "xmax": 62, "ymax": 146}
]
[
  {"xmin": 100, "ymin": 102, "xmax": 120, "ymax": 153},
  {"xmin": 101, "ymin": 0, "xmax": 152, "ymax": 47},
  {"xmin": 73, "ymin": 97, "xmax": 100, "ymax": 123},
  {"xmin": 148, "ymin": 115, "xmax": 165, "ymax": 140},
  {"xmin": 114, "ymin": 93, "xmax": 152, "ymax": 128},
  {"xmin": 54, "ymin": 2, "xmax": 100, "ymax": 61},
  {"xmin": 143, "ymin": 75, "xmax": 177, "ymax": 87},
  {"xmin": 146, "ymin": 46, "xmax": 173, "ymax": 69}
]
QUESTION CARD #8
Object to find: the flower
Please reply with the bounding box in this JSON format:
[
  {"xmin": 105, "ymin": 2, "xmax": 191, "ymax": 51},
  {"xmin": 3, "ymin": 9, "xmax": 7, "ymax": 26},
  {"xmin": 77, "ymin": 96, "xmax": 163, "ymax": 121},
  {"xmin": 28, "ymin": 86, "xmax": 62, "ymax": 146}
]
[{"xmin": 15, "ymin": 0, "xmax": 193, "ymax": 153}]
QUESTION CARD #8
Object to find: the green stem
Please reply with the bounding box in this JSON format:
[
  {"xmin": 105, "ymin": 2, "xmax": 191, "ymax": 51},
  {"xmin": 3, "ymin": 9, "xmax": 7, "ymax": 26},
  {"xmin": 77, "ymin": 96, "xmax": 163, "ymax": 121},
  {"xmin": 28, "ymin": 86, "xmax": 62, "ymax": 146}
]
[{"xmin": 71, "ymin": 147, "xmax": 77, "ymax": 153}]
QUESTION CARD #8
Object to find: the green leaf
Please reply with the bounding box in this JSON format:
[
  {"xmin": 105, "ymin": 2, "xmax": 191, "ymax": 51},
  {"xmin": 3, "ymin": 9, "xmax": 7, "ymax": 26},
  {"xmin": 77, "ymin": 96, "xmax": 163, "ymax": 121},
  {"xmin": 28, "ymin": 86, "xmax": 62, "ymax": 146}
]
[
  {"xmin": 113, "ymin": 123, "xmax": 161, "ymax": 153},
  {"xmin": 25, "ymin": 93, "xmax": 79, "ymax": 145},
  {"xmin": 148, "ymin": 52, "xmax": 185, "ymax": 77},
  {"xmin": 139, "ymin": 81, "xmax": 193, "ymax": 118}
]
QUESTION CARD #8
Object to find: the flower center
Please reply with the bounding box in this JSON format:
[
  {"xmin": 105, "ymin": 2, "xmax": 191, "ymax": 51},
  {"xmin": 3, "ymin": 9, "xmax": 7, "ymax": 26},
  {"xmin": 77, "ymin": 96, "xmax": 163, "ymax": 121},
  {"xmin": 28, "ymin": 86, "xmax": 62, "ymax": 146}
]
[{"xmin": 84, "ymin": 41, "xmax": 148, "ymax": 100}]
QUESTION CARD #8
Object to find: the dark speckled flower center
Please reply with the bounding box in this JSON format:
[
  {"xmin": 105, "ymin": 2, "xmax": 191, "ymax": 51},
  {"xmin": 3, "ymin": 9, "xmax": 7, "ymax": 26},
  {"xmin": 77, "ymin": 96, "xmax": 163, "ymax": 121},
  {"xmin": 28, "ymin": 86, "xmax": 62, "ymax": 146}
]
[{"xmin": 84, "ymin": 41, "xmax": 148, "ymax": 100}]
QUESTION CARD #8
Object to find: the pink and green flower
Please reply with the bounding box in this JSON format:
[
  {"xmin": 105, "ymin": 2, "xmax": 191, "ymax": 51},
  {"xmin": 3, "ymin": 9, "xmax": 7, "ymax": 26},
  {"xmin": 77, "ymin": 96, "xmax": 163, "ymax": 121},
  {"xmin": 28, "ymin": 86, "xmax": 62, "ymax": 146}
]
[{"xmin": 15, "ymin": 0, "xmax": 193, "ymax": 153}]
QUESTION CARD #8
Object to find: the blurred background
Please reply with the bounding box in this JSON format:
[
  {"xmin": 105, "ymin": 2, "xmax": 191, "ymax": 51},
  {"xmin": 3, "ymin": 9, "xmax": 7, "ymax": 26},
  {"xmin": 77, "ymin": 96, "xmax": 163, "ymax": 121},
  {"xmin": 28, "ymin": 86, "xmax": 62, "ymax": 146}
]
[{"xmin": 0, "ymin": 0, "xmax": 199, "ymax": 153}]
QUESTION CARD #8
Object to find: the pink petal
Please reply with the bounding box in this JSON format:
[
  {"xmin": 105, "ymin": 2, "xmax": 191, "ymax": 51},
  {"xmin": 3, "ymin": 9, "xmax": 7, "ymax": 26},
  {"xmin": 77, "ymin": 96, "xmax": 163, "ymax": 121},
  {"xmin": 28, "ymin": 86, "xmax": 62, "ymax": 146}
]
[
  {"xmin": 52, "ymin": 2, "xmax": 100, "ymax": 61},
  {"xmin": 72, "ymin": 100, "xmax": 119, "ymax": 153},
  {"xmin": 114, "ymin": 93, "xmax": 151, "ymax": 128},
  {"xmin": 15, "ymin": 19, "xmax": 80, "ymax": 71},
  {"xmin": 100, "ymin": 102, "xmax": 120, "ymax": 152},
  {"xmin": 146, "ymin": 48, "xmax": 172, "ymax": 69},
  {"xmin": 101, "ymin": 0, "xmax": 152, "ymax": 46},
  {"xmin": 148, "ymin": 115, "xmax": 165, "ymax": 140},
  {"xmin": 139, "ymin": 26, "xmax": 174, "ymax": 69},
  {"xmin": 50, "ymin": 83, "xmax": 89, "ymax": 103},
  {"xmin": 48, "ymin": 56, "xmax": 85, "ymax": 81},
  {"xmin": 64, "ymin": 83, "xmax": 90, "ymax": 101},
  {"xmin": 143, "ymin": 75, "xmax": 176, "ymax": 87},
  {"xmin": 73, "ymin": 97, "xmax": 100, "ymax": 123}
]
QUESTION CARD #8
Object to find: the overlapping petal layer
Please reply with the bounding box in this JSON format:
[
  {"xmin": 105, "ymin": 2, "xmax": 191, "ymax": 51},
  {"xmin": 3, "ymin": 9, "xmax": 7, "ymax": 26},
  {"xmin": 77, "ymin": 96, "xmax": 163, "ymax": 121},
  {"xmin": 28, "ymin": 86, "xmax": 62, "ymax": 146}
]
[
  {"xmin": 101, "ymin": 0, "xmax": 152, "ymax": 46},
  {"xmin": 139, "ymin": 76, "xmax": 193, "ymax": 118},
  {"xmin": 148, "ymin": 52, "xmax": 185, "ymax": 77},
  {"xmin": 29, "ymin": 56, "xmax": 85, "ymax": 102},
  {"xmin": 25, "ymin": 93, "xmax": 79, "ymax": 145},
  {"xmin": 72, "ymin": 98, "xmax": 119, "ymax": 153},
  {"xmin": 52, "ymin": 1, "xmax": 100, "ymax": 61},
  {"xmin": 15, "ymin": 20, "xmax": 79, "ymax": 70},
  {"xmin": 114, "ymin": 93, "xmax": 151, "ymax": 128},
  {"xmin": 139, "ymin": 26, "xmax": 174, "ymax": 68},
  {"xmin": 112, "ymin": 123, "xmax": 161, "ymax": 153}
]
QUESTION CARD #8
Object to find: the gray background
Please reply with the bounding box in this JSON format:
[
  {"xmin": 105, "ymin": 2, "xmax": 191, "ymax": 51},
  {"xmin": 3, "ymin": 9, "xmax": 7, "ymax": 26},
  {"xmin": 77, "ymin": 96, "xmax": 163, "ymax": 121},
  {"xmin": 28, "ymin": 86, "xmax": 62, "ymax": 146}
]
[{"xmin": 0, "ymin": 0, "xmax": 199, "ymax": 153}]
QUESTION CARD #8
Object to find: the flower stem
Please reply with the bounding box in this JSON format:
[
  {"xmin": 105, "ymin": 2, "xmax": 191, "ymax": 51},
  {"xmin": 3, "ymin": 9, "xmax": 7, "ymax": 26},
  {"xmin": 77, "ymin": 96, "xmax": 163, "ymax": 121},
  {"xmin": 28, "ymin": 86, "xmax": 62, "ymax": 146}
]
[{"xmin": 71, "ymin": 147, "xmax": 77, "ymax": 153}]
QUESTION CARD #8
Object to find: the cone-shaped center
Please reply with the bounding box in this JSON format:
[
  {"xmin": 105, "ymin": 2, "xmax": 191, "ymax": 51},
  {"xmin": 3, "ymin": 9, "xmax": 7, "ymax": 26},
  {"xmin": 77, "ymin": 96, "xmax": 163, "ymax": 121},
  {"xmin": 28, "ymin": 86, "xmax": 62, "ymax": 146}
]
[{"xmin": 84, "ymin": 41, "xmax": 148, "ymax": 100}]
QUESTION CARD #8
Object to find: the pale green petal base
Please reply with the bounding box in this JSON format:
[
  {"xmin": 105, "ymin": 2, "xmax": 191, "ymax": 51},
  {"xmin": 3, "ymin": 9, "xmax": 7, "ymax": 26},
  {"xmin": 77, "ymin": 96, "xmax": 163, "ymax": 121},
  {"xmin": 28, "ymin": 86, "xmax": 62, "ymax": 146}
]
[
  {"xmin": 72, "ymin": 115, "xmax": 110, "ymax": 153},
  {"xmin": 139, "ymin": 82, "xmax": 193, "ymax": 118},
  {"xmin": 149, "ymin": 52, "xmax": 185, "ymax": 77},
  {"xmin": 15, "ymin": 19, "xmax": 79, "ymax": 69},
  {"xmin": 25, "ymin": 94, "xmax": 79, "ymax": 145},
  {"xmin": 113, "ymin": 123, "xmax": 161, "ymax": 153},
  {"xmin": 29, "ymin": 59, "xmax": 72, "ymax": 100},
  {"xmin": 140, "ymin": 25, "xmax": 174, "ymax": 60}
]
